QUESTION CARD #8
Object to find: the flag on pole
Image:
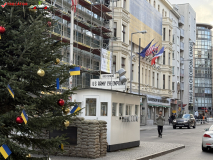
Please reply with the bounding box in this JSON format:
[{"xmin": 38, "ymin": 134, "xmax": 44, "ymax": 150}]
[
  {"xmin": 7, "ymin": 84, "xmax": 14, "ymax": 98},
  {"xmin": 0, "ymin": 144, "xmax": 12, "ymax": 159},
  {"xmin": 145, "ymin": 42, "xmax": 157, "ymax": 57},
  {"xmin": 138, "ymin": 39, "xmax": 154, "ymax": 58},
  {"xmin": 153, "ymin": 44, "xmax": 160, "ymax": 55},
  {"xmin": 70, "ymin": 67, "xmax": 80, "ymax": 76},
  {"xmin": 21, "ymin": 110, "xmax": 28, "ymax": 124},
  {"xmin": 151, "ymin": 47, "xmax": 165, "ymax": 65},
  {"xmin": 71, "ymin": 0, "xmax": 78, "ymax": 13}
]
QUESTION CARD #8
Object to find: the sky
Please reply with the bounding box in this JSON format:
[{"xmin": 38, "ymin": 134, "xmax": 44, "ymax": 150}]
[{"xmin": 169, "ymin": 0, "xmax": 213, "ymax": 25}]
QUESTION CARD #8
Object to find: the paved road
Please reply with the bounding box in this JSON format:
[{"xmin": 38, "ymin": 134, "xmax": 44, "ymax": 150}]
[{"xmin": 140, "ymin": 123, "xmax": 213, "ymax": 160}]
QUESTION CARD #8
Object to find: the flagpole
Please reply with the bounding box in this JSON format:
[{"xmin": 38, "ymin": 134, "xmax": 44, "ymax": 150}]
[
  {"xmin": 130, "ymin": 33, "xmax": 133, "ymax": 93},
  {"xmin": 138, "ymin": 38, "xmax": 141, "ymax": 95}
]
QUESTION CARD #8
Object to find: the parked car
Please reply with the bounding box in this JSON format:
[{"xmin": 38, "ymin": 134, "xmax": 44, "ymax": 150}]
[
  {"xmin": 202, "ymin": 125, "xmax": 213, "ymax": 151},
  {"xmin": 172, "ymin": 114, "xmax": 196, "ymax": 129}
]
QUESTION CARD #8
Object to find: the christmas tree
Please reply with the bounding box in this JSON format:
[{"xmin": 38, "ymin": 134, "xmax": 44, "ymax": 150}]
[{"xmin": 0, "ymin": 0, "xmax": 79, "ymax": 159}]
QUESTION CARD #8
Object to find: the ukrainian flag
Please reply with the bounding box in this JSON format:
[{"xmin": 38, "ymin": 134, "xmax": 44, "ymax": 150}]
[
  {"xmin": 70, "ymin": 67, "xmax": 80, "ymax": 76},
  {"xmin": 0, "ymin": 144, "xmax": 12, "ymax": 159},
  {"xmin": 21, "ymin": 110, "xmax": 28, "ymax": 124},
  {"xmin": 59, "ymin": 144, "xmax": 64, "ymax": 150},
  {"xmin": 70, "ymin": 104, "xmax": 81, "ymax": 114},
  {"xmin": 7, "ymin": 84, "xmax": 14, "ymax": 98}
]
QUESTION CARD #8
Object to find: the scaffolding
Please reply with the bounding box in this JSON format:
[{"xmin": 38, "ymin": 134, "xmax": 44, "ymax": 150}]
[{"xmin": 43, "ymin": 0, "xmax": 114, "ymax": 89}]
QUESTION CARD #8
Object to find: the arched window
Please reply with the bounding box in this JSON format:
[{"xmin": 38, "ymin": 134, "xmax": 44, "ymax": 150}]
[
  {"xmin": 154, "ymin": 1, "xmax": 156, "ymax": 8},
  {"xmin": 162, "ymin": 9, "xmax": 164, "ymax": 17},
  {"xmin": 158, "ymin": 5, "xmax": 160, "ymax": 12},
  {"xmin": 165, "ymin": 11, "xmax": 167, "ymax": 17}
]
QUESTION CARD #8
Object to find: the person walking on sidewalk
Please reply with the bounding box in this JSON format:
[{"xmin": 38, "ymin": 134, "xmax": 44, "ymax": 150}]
[{"xmin": 156, "ymin": 110, "xmax": 165, "ymax": 138}]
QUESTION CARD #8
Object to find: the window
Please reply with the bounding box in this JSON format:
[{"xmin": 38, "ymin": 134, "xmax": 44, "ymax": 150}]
[
  {"xmin": 169, "ymin": 53, "xmax": 170, "ymax": 65},
  {"xmin": 169, "ymin": 30, "xmax": 171, "ymax": 42},
  {"xmin": 163, "ymin": 51, "xmax": 165, "ymax": 65},
  {"xmin": 168, "ymin": 76, "xmax": 170, "ymax": 89},
  {"xmin": 101, "ymin": 102, "xmax": 108, "ymax": 116},
  {"xmin": 163, "ymin": 74, "xmax": 165, "ymax": 89},
  {"xmin": 112, "ymin": 103, "xmax": 117, "ymax": 116},
  {"xmin": 121, "ymin": 57, "xmax": 125, "ymax": 69},
  {"xmin": 113, "ymin": 22, "xmax": 117, "ymax": 37},
  {"xmin": 85, "ymin": 98, "xmax": 96, "ymax": 116},
  {"xmin": 172, "ymin": 82, "xmax": 175, "ymax": 90},
  {"xmin": 113, "ymin": 1, "xmax": 117, "ymax": 7},
  {"xmin": 163, "ymin": 28, "xmax": 166, "ymax": 41},
  {"xmin": 173, "ymin": 35, "xmax": 175, "ymax": 43},
  {"xmin": 157, "ymin": 73, "xmax": 159, "ymax": 88},
  {"xmin": 154, "ymin": 1, "xmax": 156, "ymax": 8},
  {"xmin": 142, "ymin": 68, "xmax": 143, "ymax": 84},
  {"xmin": 119, "ymin": 103, "xmax": 124, "ymax": 116},
  {"xmin": 123, "ymin": 0, "xmax": 126, "ymax": 9},
  {"xmin": 135, "ymin": 105, "xmax": 139, "ymax": 115},
  {"xmin": 162, "ymin": 9, "xmax": 164, "ymax": 17},
  {"xmin": 172, "ymin": 67, "xmax": 174, "ymax": 74},
  {"xmin": 165, "ymin": 11, "xmax": 167, "ymax": 17},
  {"xmin": 145, "ymin": 69, "xmax": 147, "ymax": 84},
  {"xmin": 158, "ymin": 5, "xmax": 160, "ymax": 12},
  {"xmin": 172, "ymin": 51, "xmax": 174, "ymax": 59},
  {"xmin": 152, "ymin": 72, "xmax": 155, "ymax": 87},
  {"xmin": 122, "ymin": 25, "xmax": 126, "ymax": 42},
  {"xmin": 126, "ymin": 104, "xmax": 132, "ymax": 115},
  {"xmin": 113, "ymin": 55, "xmax": 116, "ymax": 73}
]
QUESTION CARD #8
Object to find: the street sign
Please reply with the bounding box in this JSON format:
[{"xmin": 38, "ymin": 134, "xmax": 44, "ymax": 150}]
[
  {"xmin": 90, "ymin": 78, "xmax": 125, "ymax": 91},
  {"xmin": 100, "ymin": 74, "xmax": 116, "ymax": 79}
]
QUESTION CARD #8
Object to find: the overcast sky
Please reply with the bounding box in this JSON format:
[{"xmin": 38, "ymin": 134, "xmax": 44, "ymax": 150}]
[{"xmin": 169, "ymin": 0, "xmax": 213, "ymax": 25}]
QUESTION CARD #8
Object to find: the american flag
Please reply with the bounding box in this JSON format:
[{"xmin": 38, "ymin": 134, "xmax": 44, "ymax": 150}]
[
  {"xmin": 145, "ymin": 42, "xmax": 157, "ymax": 57},
  {"xmin": 71, "ymin": 0, "xmax": 78, "ymax": 13}
]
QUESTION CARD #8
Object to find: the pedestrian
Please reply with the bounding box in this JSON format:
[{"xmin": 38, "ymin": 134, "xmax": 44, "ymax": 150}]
[
  {"xmin": 156, "ymin": 110, "xmax": 165, "ymax": 138},
  {"xmin": 168, "ymin": 116, "xmax": 171, "ymax": 125}
]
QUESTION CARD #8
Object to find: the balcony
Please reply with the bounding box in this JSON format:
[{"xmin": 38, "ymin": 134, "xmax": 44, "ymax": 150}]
[
  {"xmin": 180, "ymin": 42, "xmax": 184, "ymax": 51},
  {"xmin": 180, "ymin": 29, "xmax": 184, "ymax": 38},
  {"xmin": 181, "ymin": 82, "xmax": 184, "ymax": 90},
  {"xmin": 180, "ymin": 69, "xmax": 184, "ymax": 77},
  {"xmin": 179, "ymin": 15, "xmax": 184, "ymax": 25},
  {"xmin": 180, "ymin": 57, "xmax": 184, "ymax": 64}
]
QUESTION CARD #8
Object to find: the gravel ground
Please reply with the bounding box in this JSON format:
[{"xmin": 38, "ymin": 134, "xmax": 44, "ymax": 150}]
[{"xmin": 33, "ymin": 142, "xmax": 184, "ymax": 160}]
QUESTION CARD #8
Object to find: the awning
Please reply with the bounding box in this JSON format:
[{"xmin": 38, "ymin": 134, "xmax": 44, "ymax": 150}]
[{"xmin": 148, "ymin": 104, "xmax": 171, "ymax": 108}]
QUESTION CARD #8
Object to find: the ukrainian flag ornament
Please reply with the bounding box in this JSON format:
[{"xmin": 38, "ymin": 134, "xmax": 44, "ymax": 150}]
[
  {"xmin": 21, "ymin": 110, "xmax": 28, "ymax": 125},
  {"xmin": 0, "ymin": 144, "xmax": 12, "ymax": 159},
  {"xmin": 7, "ymin": 84, "xmax": 14, "ymax": 98}
]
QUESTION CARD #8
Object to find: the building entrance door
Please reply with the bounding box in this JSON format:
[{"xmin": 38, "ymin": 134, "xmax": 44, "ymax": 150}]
[{"xmin": 140, "ymin": 105, "xmax": 146, "ymax": 125}]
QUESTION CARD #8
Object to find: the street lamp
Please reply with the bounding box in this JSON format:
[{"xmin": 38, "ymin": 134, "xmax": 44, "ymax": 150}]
[{"xmin": 130, "ymin": 30, "xmax": 147, "ymax": 93}]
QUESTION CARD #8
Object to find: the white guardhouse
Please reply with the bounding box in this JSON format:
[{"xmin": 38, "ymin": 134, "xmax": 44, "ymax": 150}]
[{"xmin": 72, "ymin": 88, "xmax": 141, "ymax": 151}]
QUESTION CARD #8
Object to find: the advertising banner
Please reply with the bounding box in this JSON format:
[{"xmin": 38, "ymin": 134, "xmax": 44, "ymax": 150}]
[{"xmin": 101, "ymin": 48, "xmax": 112, "ymax": 73}]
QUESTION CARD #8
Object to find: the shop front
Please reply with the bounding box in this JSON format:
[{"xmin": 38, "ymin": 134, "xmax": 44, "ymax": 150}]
[{"xmin": 146, "ymin": 95, "xmax": 171, "ymax": 125}]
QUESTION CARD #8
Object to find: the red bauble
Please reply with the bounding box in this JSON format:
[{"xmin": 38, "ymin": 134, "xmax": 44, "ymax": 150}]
[
  {"xmin": 47, "ymin": 21, "xmax": 51, "ymax": 27},
  {"xmin": 57, "ymin": 99, "xmax": 65, "ymax": 106},
  {"xmin": 0, "ymin": 26, "xmax": 6, "ymax": 34},
  {"xmin": 16, "ymin": 116, "xmax": 23, "ymax": 124}
]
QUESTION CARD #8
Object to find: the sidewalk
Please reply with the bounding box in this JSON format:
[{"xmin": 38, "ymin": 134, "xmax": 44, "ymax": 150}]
[{"xmin": 33, "ymin": 142, "xmax": 185, "ymax": 160}]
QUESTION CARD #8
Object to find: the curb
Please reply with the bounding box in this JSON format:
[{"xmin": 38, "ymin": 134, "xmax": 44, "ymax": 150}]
[{"xmin": 136, "ymin": 145, "xmax": 185, "ymax": 160}]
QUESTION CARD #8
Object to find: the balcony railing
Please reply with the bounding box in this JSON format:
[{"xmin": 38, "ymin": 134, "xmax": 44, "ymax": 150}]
[
  {"xmin": 180, "ymin": 42, "xmax": 184, "ymax": 51},
  {"xmin": 179, "ymin": 15, "xmax": 184, "ymax": 25},
  {"xmin": 181, "ymin": 82, "xmax": 184, "ymax": 90},
  {"xmin": 180, "ymin": 29, "xmax": 184, "ymax": 38}
]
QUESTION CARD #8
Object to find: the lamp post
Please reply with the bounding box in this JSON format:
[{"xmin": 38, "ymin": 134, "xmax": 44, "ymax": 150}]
[{"xmin": 130, "ymin": 31, "xmax": 147, "ymax": 93}]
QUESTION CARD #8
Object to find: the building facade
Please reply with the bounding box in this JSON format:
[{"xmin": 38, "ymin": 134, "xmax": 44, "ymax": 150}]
[
  {"xmin": 194, "ymin": 23, "xmax": 212, "ymax": 115},
  {"xmin": 113, "ymin": 0, "xmax": 173, "ymax": 125},
  {"xmin": 175, "ymin": 3, "xmax": 196, "ymax": 114},
  {"xmin": 169, "ymin": 5, "xmax": 181, "ymax": 115}
]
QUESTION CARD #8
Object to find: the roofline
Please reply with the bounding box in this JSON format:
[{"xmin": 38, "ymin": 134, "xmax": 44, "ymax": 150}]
[
  {"xmin": 197, "ymin": 23, "xmax": 212, "ymax": 29},
  {"xmin": 160, "ymin": 0, "xmax": 173, "ymax": 10}
]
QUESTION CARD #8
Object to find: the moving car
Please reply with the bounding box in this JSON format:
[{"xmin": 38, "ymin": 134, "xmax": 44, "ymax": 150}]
[
  {"xmin": 172, "ymin": 114, "xmax": 196, "ymax": 129},
  {"xmin": 202, "ymin": 125, "xmax": 213, "ymax": 151}
]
